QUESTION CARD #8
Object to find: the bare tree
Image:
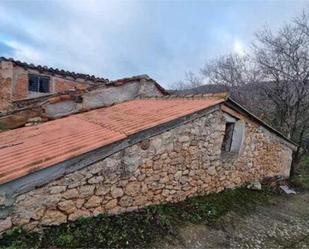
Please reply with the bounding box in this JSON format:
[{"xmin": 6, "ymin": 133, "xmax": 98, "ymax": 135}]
[
  {"xmin": 198, "ymin": 12, "xmax": 309, "ymax": 174},
  {"xmin": 172, "ymin": 71, "xmax": 203, "ymax": 90},
  {"xmin": 174, "ymin": 11, "xmax": 309, "ymax": 173},
  {"xmin": 200, "ymin": 54, "xmax": 266, "ymax": 116},
  {"xmin": 201, "ymin": 54, "xmax": 260, "ymax": 87},
  {"xmin": 253, "ymin": 15, "xmax": 309, "ymax": 171}
]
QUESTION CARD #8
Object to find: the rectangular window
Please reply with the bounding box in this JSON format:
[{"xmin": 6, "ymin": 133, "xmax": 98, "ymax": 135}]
[
  {"xmin": 28, "ymin": 74, "xmax": 50, "ymax": 93},
  {"xmin": 221, "ymin": 122, "xmax": 235, "ymax": 152}
]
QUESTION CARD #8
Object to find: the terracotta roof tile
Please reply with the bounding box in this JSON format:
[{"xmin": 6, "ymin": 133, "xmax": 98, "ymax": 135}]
[
  {"xmin": 0, "ymin": 57, "xmax": 108, "ymax": 83},
  {"xmin": 0, "ymin": 96, "xmax": 225, "ymax": 185}
]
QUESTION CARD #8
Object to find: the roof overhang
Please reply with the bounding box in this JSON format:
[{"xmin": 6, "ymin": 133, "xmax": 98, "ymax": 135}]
[{"xmin": 223, "ymin": 97, "xmax": 298, "ymax": 150}]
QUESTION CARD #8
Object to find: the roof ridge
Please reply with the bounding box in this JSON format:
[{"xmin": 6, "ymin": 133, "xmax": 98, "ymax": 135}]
[
  {"xmin": 137, "ymin": 92, "xmax": 230, "ymax": 100},
  {"xmin": 0, "ymin": 56, "xmax": 109, "ymax": 83},
  {"xmin": 108, "ymin": 74, "xmax": 169, "ymax": 96}
]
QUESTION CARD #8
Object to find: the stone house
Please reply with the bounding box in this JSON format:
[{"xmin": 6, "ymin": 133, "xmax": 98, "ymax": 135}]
[
  {"xmin": 0, "ymin": 89, "xmax": 297, "ymax": 234},
  {"xmin": 0, "ymin": 57, "xmax": 109, "ymax": 111},
  {"xmin": 0, "ymin": 58, "xmax": 168, "ymax": 129}
]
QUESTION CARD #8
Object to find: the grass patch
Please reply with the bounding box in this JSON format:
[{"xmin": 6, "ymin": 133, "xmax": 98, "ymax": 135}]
[{"xmin": 0, "ymin": 188, "xmax": 274, "ymax": 249}]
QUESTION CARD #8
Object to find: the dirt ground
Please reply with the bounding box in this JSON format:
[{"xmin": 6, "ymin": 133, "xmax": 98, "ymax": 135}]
[{"xmin": 157, "ymin": 192, "xmax": 309, "ymax": 249}]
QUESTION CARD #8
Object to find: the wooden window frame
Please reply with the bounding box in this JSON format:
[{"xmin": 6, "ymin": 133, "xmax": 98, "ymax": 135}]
[{"xmin": 28, "ymin": 74, "xmax": 50, "ymax": 93}]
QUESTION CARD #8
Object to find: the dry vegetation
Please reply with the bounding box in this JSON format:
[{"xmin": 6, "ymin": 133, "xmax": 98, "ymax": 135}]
[{"xmin": 174, "ymin": 11, "xmax": 309, "ymax": 173}]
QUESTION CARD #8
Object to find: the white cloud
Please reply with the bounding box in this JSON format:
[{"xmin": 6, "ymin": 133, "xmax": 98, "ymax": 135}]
[
  {"xmin": 0, "ymin": 0, "xmax": 307, "ymax": 87},
  {"xmin": 4, "ymin": 40, "xmax": 44, "ymax": 63},
  {"xmin": 0, "ymin": 1, "xmax": 142, "ymax": 77},
  {"xmin": 233, "ymin": 39, "xmax": 246, "ymax": 56}
]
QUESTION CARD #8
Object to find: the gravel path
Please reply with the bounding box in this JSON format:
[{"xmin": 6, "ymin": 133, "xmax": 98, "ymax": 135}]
[{"xmin": 158, "ymin": 192, "xmax": 309, "ymax": 249}]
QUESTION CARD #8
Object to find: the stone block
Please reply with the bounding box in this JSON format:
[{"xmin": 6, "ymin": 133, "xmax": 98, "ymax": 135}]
[
  {"xmin": 88, "ymin": 176, "xmax": 104, "ymax": 184},
  {"xmin": 75, "ymin": 199, "xmax": 85, "ymax": 209},
  {"xmin": 84, "ymin": 196, "xmax": 102, "ymax": 208},
  {"xmin": 0, "ymin": 217, "xmax": 12, "ymax": 233},
  {"xmin": 125, "ymin": 182, "xmax": 141, "ymax": 196},
  {"xmin": 119, "ymin": 196, "xmax": 133, "ymax": 207},
  {"xmin": 58, "ymin": 200, "xmax": 76, "ymax": 214},
  {"xmin": 105, "ymin": 199, "xmax": 118, "ymax": 210},
  {"xmin": 63, "ymin": 189, "xmax": 79, "ymax": 199},
  {"xmin": 111, "ymin": 187, "xmax": 124, "ymax": 198},
  {"xmin": 49, "ymin": 186, "xmax": 67, "ymax": 194},
  {"xmin": 41, "ymin": 210, "xmax": 67, "ymax": 226},
  {"xmin": 96, "ymin": 185, "xmax": 111, "ymax": 196},
  {"xmin": 68, "ymin": 210, "xmax": 91, "ymax": 221},
  {"xmin": 79, "ymin": 185, "xmax": 95, "ymax": 198}
]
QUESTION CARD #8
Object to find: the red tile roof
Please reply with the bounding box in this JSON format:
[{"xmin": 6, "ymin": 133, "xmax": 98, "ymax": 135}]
[
  {"xmin": 0, "ymin": 57, "xmax": 108, "ymax": 83},
  {"xmin": 0, "ymin": 96, "xmax": 225, "ymax": 185}
]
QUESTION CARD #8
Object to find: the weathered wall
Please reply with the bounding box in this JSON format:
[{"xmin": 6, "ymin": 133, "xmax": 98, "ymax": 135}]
[
  {"xmin": 12, "ymin": 67, "xmax": 95, "ymax": 101},
  {"xmin": 12, "ymin": 66, "xmax": 28, "ymax": 100},
  {"xmin": 0, "ymin": 81, "xmax": 164, "ymax": 129},
  {"xmin": 53, "ymin": 77, "xmax": 90, "ymax": 93},
  {"xmin": 0, "ymin": 62, "xmax": 13, "ymax": 111},
  {"xmin": 44, "ymin": 80, "xmax": 164, "ymax": 119},
  {"xmin": 0, "ymin": 63, "xmax": 97, "ymax": 111},
  {"xmin": 0, "ymin": 108, "xmax": 294, "ymax": 234},
  {"xmin": 0, "ymin": 74, "xmax": 165, "ymax": 128}
]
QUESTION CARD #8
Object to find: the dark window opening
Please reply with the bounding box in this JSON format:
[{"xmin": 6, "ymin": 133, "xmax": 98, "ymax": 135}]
[
  {"xmin": 221, "ymin": 122, "xmax": 235, "ymax": 152},
  {"xmin": 28, "ymin": 74, "xmax": 50, "ymax": 93}
]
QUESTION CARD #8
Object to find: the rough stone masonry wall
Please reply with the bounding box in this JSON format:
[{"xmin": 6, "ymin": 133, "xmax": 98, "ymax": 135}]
[
  {"xmin": 0, "ymin": 109, "xmax": 293, "ymax": 234},
  {"xmin": 0, "ymin": 62, "xmax": 13, "ymax": 111}
]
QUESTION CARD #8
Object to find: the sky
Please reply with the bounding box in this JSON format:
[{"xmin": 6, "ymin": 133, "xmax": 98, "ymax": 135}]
[{"xmin": 0, "ymin": 0, "xmax": 308, "ymax": 88}]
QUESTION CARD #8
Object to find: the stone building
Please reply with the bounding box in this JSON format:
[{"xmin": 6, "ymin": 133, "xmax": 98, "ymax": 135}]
[
  {"xmin": 0, "ymin": 90, "xmax": 297, "ymax": 234},
  {"xmin": 0, "ymin": 58, "xmax": 168, "ymax": 129},
  {"xmin": 0, "ymin": 57, "xmax": 109, "ymax": 111}
]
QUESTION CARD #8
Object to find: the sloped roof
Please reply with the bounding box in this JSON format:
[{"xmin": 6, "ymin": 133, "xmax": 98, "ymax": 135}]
[
  {"xmin": 0, "ymin": 95, "xmax": 225, "ymax": 185},
  {"xmin": 0, "ymin": 57, "xmax": 108, "ymax": 83}
]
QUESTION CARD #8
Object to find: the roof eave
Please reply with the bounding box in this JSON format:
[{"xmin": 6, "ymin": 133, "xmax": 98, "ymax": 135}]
[{"xmin": 224, "ymin": 97, "xmax": 298, "ymax": 149}]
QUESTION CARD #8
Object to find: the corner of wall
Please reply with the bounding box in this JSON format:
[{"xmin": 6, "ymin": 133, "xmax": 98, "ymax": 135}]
[
  {"xmin": 138, "ymin": 80, "xmax": 164, "ymax": 97},
  {"xmin": 0, "ymin": 61, "xmax": 14, "ymax": 111}
]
